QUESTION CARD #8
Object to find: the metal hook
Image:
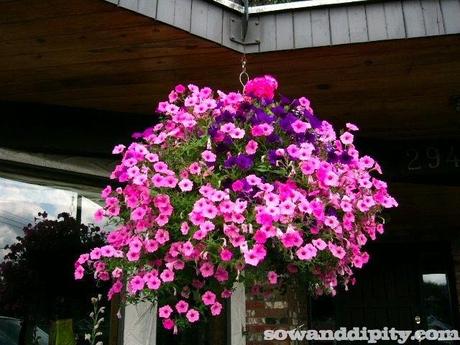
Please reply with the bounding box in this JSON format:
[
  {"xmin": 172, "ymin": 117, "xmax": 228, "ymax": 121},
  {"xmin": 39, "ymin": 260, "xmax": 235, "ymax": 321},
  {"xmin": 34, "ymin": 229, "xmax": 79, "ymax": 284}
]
[{"xmin": 239, "ymin": 54, "xmax": 249, "ymax": 89}]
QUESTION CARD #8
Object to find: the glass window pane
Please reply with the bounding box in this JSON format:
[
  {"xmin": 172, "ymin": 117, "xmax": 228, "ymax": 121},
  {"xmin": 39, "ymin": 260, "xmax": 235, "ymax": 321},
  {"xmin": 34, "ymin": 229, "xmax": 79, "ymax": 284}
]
[
  {"xmin": 0, "ymin": 177, "xmax": 78, "ymax": 259},
  {"xmin": 80, "ymin": 196, "xmax": 101, "ymax": 225},
  {"xmin": 422, "ymin": 273, "xmax": 453, "ymax": 330}
]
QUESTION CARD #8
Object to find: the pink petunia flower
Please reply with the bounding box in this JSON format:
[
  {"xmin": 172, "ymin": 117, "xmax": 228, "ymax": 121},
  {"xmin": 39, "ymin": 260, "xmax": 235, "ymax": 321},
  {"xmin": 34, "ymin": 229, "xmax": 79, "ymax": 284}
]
[
  {"xmin": 210, "ymin": 302, "xmax": 223, "ymax": 316},
  {"xmin": 245, "ymin": 140, "xmax": 258, "ymax": 154},
  {"xmin": 112, "ymin": 144, "xmax": 126, "ymax": 154},
  {"xmin": 74, "ymin": 265, "xmax": 84, "ymax": 280},
  {"xmin": 182, "ymin": 241, "xmax": 194, "ymax": 256},
  {"xmin": 328, "ymin": 242, "xmax": 346, "ymax": 259},
  {"xmin": 199, "ymin": 262, "xmax": 215, "ymax": 277},
  {"xmin": 155, "ymin": 229, "xmax": 170, "ymax": 244},
  {"xmin": 131, "ymin": 207, "xmax": 147, "ymax": 221},
  {"xmin": 221, "ymin": 290, "xmax": 233, "ymax": 299},
  {"xmin": 146, "ymin": 276, "xmax": 161, "ymax": 290},
  {"xmin": 267, "ymin": 271, "xmax": 278, "ymax": 285},
  {"xmin": 128, "ymin": 275, "xmax": 145, "ymax": 294},
  {"xmin": 340, "ymin": 131, "xmax": 354, "ymax": 145},
  {"xmin": 202, "ymin": 291, "xmax": 216, "ymax": 306},
  {"xmin": 201, "ymin": 150, "xmax": 216, "ymax": 162},
  {"xmin": 94, "ymin": 208, "xmax": 104, "ymax": 222},
  {"xmin": 159, "ymin": 305, "xmax": 173, "ymax": 318},
  {"xmin": 175, "ymin": 300, "xmax": 189, "ymax": 314},
  {"xmin": 220, "ymin": 248, "xmax": 233, "ymax": 261},
  {"xmin": 178, "ymin": 178, "xmax": 193, "ymax": 192},
  {"xmin": 144, "ymin": 239, "xmax": 159, "ymax": 253},
  {"xmin": 186, "ymin": 309, "xmax": 200, "ymax": 323},
  {"xmin": 189, "ymin": 162, "xmax": 201, "ymax": 175},
  {"xmin": 346, "ymin": 122, "xmax": 359, "ymax": 131},
  {"xmin": 162, "ymin": 319, "xmax": 175, "ymax": 330},
  {"xmin": 296, "ymin": 244, "xmax": 317, "ymax": 260},
  {"xmin": 291, "ymin": 120, "xmax": 311, "ymax": 134},
  {"xmin": 160, "ymin": 269, "xmax": 175, "ymax": 282},
  {"xmin": 312, "ymin": 238, "xmax": 327, "ymax": 250}
]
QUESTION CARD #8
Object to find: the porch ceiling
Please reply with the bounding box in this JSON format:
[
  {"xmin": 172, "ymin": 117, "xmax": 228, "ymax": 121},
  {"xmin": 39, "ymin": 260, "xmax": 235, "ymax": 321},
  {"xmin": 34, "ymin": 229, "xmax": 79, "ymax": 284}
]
[{"xmin": 1, "ymin": 0, "xmax": 460, "ymax": 138}]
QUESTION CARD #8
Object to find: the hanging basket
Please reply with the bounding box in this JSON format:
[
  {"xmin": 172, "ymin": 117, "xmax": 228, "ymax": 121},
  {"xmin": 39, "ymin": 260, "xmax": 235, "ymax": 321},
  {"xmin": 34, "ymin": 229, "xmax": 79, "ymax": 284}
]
[{"xmin": 75, "ymin": 75, "xmax": 397, "ymax": 333}]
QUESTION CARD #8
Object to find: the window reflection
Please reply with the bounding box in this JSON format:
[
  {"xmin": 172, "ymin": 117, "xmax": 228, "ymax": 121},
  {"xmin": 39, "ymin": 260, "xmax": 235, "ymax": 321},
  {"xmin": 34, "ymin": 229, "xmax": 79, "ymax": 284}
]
[
  {"xmin": 0, "ymin": 177, "xmax": 102, "ymax": 260},
  {"xmin": 80, "ymin": 196, "xmax": 102, "ymax": 225},
  {"xmin": 422, "ymin": 273, "xmax": 453, "ymax": 331}
]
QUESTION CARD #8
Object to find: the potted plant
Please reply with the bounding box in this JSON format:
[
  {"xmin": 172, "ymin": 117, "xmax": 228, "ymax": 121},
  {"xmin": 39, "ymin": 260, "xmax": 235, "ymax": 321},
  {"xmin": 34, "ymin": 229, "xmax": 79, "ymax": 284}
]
[{"xmin": 76, "ymin": 75, "xmax": 397, "ymax": 334}]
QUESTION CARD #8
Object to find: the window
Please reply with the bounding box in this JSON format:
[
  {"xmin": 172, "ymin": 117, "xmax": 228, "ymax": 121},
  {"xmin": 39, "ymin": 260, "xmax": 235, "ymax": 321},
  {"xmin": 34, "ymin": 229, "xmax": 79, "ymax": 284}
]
[
  {"xmin": 0, "ymin": 176, "xmax": 113, "ymax": 345},
  {"xmin": 0, "ymin": 177, "xmax": 101, "ymax": 259}
]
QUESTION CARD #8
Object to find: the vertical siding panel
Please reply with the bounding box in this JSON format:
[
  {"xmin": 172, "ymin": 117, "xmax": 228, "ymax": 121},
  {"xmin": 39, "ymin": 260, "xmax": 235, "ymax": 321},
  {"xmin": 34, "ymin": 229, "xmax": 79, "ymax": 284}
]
[
  {"xmin": 384, "ymin": 1, "xmax": 406, "ymax": 39},
  {"xmin": 330, "ymin": 7, "xmax": 350, "ymax": 45},
  {"xmin": 190, "ymin": 0, "xmax": 208, "ymax": 37},
  {"xmin": 230, "ymin": 283, "xmax": 246, "ymax": 345},
  {"xmin": 156, "ymin": 0, "xmax": 175, "ymax": 24},
  {"xmin": 421, "ymin": 0, "xmax": 445, "ymax": 35},
  {"xmin": 275, "ymin": 12, "xmax": 294, "ymax": 50},
  {"xmin": 259, "ymin": 14, "xmax": 277, "ymax": 52},
  {"xmin": 402, "ymin": 0, "xmax": 426, "ymax": 37},
  {"xmin": 174, "ymin": 0, "xmax": 192, "ymax": 31},
  {"xmin": 311, "ymin": 8, "xmax": 331, "ymax": 47},
  {"xmin": 123, "ymin": 302, "xmax": 157, "ymax": 345},
  {"xmin": 138, "ymin": 0, "xmax": 157, "ymax": 18},
  {"xmin": 222, "ymin": 11, "xmax": 245, "ymax": 52},
  {"xmin": 293, "ymin": 10, "xmax": 313, "ymax": 48},
  {"xmin": 206, "ymin": 5, "xmax": 223, "ymax": 43},
  {"xmin": 119, "ymin": 0, "xmax": 138, "ymax": 11},
  {"xmin": 366, "ymin": 2, "xmax": 387, "ymax": 40},
  {"xmin": 348, "ymin": 5, "xmax": 368, "ymax": 42},
  {"xmin": 440, "ymin": 0, "xmax": 460, "ymax": 33},
  {"xmin": 243, "ymin": 16, "xmax": 261, "ymax": 54}
]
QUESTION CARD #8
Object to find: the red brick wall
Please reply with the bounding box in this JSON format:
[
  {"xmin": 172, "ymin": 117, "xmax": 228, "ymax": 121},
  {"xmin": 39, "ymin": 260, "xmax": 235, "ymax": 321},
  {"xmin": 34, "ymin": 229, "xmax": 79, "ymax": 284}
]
[{"xmin": 246, "ymin": 286, "xmax": 308, "ymax": 345}]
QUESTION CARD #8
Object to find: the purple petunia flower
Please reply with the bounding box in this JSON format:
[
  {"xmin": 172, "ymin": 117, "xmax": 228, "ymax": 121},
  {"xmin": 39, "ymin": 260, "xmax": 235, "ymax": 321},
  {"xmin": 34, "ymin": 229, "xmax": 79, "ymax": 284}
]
[
  {"xmin": 339, "ymin": 152, "xmax": 353, "ymax": 164},
  {"xmin": 272, "ymin": 105, "xmax": 286, "ymax": 117},
  {"xmin": 221, "ymin": 111, "xmax": 235, "ymax": 122},
  {"xmin": 267, "ymin": 133, "xmax": 282, "ymax": 144},
  {"xmin": 252, "ymin": 109, "xmax": 275, "ymax": 125},
  {"xmin": 325, "ymin": 206, "xmax": 338, "ymax": 217},
  {"xmin": 223, "ymin": 135, "xmax": 233, "ymax": 146},
  {"xmin": 235, "ymin": 154, "xmax": 254, "ymax": 170},
  {"xmin": 268, "ymin": 150, "xmax": 279, "ymax": 166},
  {"xmin": 224, "ymin": 156, "xmax": 236, "ymax": 168},
  {"xmin": 305, "ymin": 112, "xmax": 322, "ymax": 129},
  {"xmin": 279, "ymin": 95, "xmax": 291, "ymax": 105},
  {"xmin": 208, "ymin": 125, "xmax": 218, "ymax": 137},
  {"xmin": 327, "ymin": 151, "xmax": 339, "ymax": 163},
  {"xmin": 279, "ymin": 113, "xmax": 298, "ymax": 133}
]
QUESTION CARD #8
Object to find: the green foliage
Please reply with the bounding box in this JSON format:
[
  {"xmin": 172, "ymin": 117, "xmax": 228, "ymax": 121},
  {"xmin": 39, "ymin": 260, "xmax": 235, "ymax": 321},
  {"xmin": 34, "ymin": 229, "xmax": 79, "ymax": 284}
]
[{"xmin": 0, "ymin": 212, "xmax": 108, "ymax": 343}]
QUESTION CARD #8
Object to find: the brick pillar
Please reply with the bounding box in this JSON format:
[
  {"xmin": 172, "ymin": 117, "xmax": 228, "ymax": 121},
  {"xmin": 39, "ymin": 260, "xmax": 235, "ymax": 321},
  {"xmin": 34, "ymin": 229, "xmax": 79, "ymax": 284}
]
[{"xmin": 246, "ymin": 285, "xmax": 308, "ymax": 345}]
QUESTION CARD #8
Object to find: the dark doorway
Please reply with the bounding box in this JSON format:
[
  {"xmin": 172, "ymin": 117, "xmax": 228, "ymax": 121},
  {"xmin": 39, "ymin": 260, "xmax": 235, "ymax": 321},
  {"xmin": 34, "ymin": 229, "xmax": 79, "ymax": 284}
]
[{"xmin": 310, "ymin": 242, "xmax": 458, "ymax": 344}]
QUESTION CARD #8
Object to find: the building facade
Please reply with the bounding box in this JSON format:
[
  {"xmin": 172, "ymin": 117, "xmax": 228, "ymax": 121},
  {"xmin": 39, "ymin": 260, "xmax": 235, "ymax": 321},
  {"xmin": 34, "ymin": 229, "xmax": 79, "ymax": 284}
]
[{"xmin": 1, "ymin": 0, "xmax": 460, "ymax": 344}]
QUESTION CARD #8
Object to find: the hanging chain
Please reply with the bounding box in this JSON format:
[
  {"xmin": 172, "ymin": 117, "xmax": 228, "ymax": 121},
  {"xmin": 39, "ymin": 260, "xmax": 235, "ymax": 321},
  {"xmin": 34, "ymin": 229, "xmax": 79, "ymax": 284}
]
[{"xmin": 239, "ymin": 54, "xmax": 249, "ymax": 89}]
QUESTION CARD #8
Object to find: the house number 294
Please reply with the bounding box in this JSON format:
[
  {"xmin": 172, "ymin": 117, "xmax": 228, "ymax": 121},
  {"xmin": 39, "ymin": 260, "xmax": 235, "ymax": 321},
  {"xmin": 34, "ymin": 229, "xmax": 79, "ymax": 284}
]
[{"xmin": 406, "ymin": 146, "xmax": 460, "ymax": 171}]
